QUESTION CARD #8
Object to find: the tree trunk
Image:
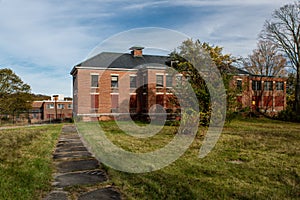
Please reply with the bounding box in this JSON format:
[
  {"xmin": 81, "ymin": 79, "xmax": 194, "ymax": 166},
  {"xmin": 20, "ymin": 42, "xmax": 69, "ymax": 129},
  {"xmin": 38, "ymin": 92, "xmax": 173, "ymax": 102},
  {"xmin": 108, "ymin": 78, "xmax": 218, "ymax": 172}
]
[{"xmin": 295, "ymin": 64, "xmax": 300, "ymax": 114}]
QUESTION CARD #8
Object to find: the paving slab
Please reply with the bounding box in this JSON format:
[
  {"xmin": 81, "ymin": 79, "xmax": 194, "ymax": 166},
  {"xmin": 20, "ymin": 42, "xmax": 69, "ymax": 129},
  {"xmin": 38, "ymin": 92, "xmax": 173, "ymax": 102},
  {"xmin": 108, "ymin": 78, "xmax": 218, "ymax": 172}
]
[
  {"xmin": 61, "ymin": 125, "xmax": 77, "ymax": 133},
  {"xmin": 59, "ymin": 135, "xmax": 81, "ymax": 139},
  {"xmin": 43, "ymin": 191, "xmax": 68, "ymax": 200},
  {"xmin": 55, "ymin": 170, "xmax": 107, "ymax": 188},
  {"xmin": 53, "ymin": 151, "xmax": 93, "ymax": 160},
  {"xmin": 56, "ymin": 159, "xmax": 100, "ymax": 173},
  {"xmin": 56, "ymin": 142, "xmax": 85, "ymax": 148},
  {"xmin": 78, "ymin": 187, "xmax": 121, "ymax": 200},
  {"xmin": 55, "ymin": 146, "xmax": 88, "ymax": 153}
]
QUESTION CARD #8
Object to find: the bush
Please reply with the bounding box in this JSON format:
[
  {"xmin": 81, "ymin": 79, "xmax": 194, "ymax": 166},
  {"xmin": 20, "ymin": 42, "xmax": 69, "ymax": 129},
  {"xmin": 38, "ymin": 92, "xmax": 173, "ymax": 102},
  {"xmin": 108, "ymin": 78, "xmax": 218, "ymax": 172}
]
[{"xmin": 276, "ymin": 108, "xmax": 300, "ymax": 122}]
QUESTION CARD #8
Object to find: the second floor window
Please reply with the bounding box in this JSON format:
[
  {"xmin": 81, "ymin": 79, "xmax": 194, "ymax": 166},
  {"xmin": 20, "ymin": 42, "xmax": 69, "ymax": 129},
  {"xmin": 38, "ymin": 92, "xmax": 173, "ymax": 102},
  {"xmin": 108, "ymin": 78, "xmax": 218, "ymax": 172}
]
[
  {"xmin": 111, "ymin": 75, "xmax": 118, "ymax": 88},
  {"xmin": 176, "ymin": 75, "xmax": 182, "ymax": 87},
  {"xmin": 47, "ymin": 104, "xmax": 54, "ymax": 109},
  {"xmin": 156, "ymin": 75, "xmax": 164, "ymax": 88},
  {"xmin": 276, "ymin": 82, "xmax": 284, "ymax": 91},
  {"xmin": 91, "ymin": 75, "xmax": 99, "ymax": 87},
  {"xmin": 58, "ymin": 104, "xmax": 65, "ymax": 109},
  {"xmin": 264, "ymin": 81, "xmax": 273, "ymax": 91},
  {"xmin": 252, "ymin": 80, "xmax": 261, "ymax": 91},
  {"xmin": 166, "ymin": 75, "xmax": 173, "ymax": 88},
  {"xmin": 130, "ymin": 76, "xmax": 137, "ymax": 88},
  {"xmin": 237, "ymin": 80, "xmax": 242, "ymax": 92}
]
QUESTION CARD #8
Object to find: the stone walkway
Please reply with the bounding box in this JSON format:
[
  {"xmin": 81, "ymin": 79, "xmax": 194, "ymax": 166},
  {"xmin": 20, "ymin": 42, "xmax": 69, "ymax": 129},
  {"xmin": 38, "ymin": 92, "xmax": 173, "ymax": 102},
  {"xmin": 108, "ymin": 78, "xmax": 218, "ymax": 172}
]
[{"xmin": 43, "ymin": 125, "xmax": 121, "ymax": 200}]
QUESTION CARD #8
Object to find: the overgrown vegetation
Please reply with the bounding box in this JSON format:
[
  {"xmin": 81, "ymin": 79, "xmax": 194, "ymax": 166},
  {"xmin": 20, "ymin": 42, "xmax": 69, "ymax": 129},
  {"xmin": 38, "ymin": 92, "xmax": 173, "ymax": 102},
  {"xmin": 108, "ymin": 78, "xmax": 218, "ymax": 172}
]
[
  {"xmin": 0, "ymin": 124, "xmax": 62, "ymax": 199},
  {"xmin": 99, "ymin": 118, "xmax": 300, "ymax": 199}
]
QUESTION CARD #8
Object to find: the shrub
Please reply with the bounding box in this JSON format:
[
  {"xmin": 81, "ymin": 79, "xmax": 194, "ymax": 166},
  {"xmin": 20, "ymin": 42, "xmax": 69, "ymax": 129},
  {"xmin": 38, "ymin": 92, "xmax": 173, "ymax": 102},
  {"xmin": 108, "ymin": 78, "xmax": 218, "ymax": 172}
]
[{"xmin": 276, "ymin": 108, "xmax": 300, "ymax": 122}]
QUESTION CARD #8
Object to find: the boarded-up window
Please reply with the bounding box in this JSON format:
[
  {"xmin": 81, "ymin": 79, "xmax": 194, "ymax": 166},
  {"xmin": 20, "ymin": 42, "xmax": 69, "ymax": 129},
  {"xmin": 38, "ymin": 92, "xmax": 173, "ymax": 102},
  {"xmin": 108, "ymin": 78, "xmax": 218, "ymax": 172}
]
[
  {"xmin": 275, "ymin": 96, "xmax": 284, "ymax": 107},
  {"xmin": 111, "ymin": 94, "xmax": 119, "ymax": 109},
  {"xmin": 91, "ymin": 95, "xmax": 99, "ymax": 111},
  {"xmin": 130, "ymin": 95, "xmax": 137, "ymax": 112},
  {"xmin": 156, "ymin": 94, "xmax": 164, "ymax": 106},
  {"xmin": 263, "ymin": 96, "xmax": 273, "ymax": 107}
]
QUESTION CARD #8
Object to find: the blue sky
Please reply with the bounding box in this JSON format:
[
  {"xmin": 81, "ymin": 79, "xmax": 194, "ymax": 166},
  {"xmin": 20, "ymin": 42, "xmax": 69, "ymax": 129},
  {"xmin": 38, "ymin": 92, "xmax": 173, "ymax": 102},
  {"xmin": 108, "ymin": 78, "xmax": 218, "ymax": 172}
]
[{"xmin": 0, "ymin": 0, "xmax": 294, "ymax": 96}]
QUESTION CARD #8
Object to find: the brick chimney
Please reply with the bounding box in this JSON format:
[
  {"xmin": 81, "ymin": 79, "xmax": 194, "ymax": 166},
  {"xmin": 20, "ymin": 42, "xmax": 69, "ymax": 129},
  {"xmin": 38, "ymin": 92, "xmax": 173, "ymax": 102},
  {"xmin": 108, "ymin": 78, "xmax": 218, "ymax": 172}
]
[{"xmin": 130, "ymin": 46, "xmax": 144, "ymax": 57}]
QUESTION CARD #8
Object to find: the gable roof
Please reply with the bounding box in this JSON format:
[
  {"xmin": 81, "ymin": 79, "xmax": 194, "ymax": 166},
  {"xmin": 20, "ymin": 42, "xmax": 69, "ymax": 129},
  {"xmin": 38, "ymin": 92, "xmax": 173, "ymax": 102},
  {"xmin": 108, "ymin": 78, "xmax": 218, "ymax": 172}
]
[{"xmin": 71, "ymin": 52, "xmax": 170, "ymax": 74}]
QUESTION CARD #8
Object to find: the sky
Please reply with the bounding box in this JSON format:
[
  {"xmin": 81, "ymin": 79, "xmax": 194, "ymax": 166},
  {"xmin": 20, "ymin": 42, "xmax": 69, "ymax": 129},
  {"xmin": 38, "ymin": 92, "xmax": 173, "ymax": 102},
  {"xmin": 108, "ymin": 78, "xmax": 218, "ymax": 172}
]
[{"xmin": 0, "ymin": 0, "xmax": 295, "ymax": 97}]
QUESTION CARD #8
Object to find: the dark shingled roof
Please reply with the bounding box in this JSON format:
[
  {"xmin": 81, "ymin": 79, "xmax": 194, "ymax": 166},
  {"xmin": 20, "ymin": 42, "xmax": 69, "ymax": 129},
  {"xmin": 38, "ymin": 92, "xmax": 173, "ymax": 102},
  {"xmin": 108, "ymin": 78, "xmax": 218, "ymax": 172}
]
[
  {"xmin": 71, "ymin": 52, "xmax": 251, "ymax": 77},
  {"xmin": 76, "ymin": 52, "xmax": 169, "ymax": 69},
  {"xmin": 227, "ymin": 66, "xmax": 252, "ymax": 76}
]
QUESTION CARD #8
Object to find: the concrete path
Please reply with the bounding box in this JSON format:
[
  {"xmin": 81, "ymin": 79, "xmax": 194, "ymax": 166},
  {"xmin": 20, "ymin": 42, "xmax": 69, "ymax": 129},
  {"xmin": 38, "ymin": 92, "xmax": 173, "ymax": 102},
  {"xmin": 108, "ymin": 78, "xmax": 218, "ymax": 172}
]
[{"xmin": 43, "ymin": 125, "xmax": 121, "ymax": 200}]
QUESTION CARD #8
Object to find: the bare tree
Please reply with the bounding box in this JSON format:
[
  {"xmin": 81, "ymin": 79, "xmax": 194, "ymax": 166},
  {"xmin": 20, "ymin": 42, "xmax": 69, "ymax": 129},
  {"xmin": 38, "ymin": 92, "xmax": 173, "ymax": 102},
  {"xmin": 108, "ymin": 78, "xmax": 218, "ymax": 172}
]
[
  {"xmin": 261, "ymin": 1, "xmax": 300, "ymax": 113},
  {"xmin": 244, "ymin": 40, "xmax": 287, "ymax": 76}
]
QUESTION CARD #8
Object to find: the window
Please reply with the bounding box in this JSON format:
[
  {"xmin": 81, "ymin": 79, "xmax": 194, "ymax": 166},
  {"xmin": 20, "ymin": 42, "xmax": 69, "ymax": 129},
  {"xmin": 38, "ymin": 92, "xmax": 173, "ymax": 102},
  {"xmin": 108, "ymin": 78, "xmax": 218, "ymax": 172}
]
[
  {"xmin": 156, "ymin": 75, "xmax": 164, "ymax": 88},
  {"xmin": 237, "ymin": 80, "xmax": 242, "ymax": 92},
  {"xmin": 185, "ymin": 75, "xmax": 191, "ymax": 82},
  {"xmin": 264, "ymin": 81, "xmax": 273, "ymax": 91},
  {"xmin": 252, "ymin": 80, "xmax": 261, "ymax": 91},
  {"xmin": 58, "ymin": 104, "xmax": 65, "ymax": 109},
  {"xmin": 111, "ymin": 75, "xmax": 118, "ymax": 88},
  {"xmin": 276, "ymin": 82, "xmax": 284, "ymax": 91},
  {"xmin": 275, "ymin": 96, "xmax": 284, "ymax": 106},
  {"xmin": 91, "ymin": 94, "xmax": 99, "ymax": 112},
  {"xmin": 111, "ymin": 94, "xmax": 119, "ymax": 112},
  {"xmin": 130, "ymin": 76, "xmax": 137, "ymax": 88},
  {"xmin": 143, "ymin": 74, "xmax": 147, "ymax": 88},
  {"xmin": 46, "ymin": 114, "xmax": 54, "ymax": 119},
  {"xmin": 166, "ymin": 75, "xmax": 173, "ymax": 88},
  {"xmin": 68, "ymin": 104, "xmax": 72, "ymax": 109},
  {"xmin": 47, "ymin": 103, "xmax": 54, "ymax": 109},
  {"xmin": 176, "ymin": 75, "xmax": 182, "ymax": 87},
  {"xmin": 91, "ymin": 75, "xmax": 99, "ymax": 87}
]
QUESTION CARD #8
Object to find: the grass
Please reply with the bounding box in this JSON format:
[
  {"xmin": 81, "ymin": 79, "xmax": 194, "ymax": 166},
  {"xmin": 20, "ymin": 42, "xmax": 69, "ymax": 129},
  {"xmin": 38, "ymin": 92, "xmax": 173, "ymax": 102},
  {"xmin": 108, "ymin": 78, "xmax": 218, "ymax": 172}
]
[
  {"xmin": 0, "ymin": 124, "xmax": 62, "ymax": 200},
  {"xmin": 94, "ymin": 118, "xmax": 300, "ymax": 199}
]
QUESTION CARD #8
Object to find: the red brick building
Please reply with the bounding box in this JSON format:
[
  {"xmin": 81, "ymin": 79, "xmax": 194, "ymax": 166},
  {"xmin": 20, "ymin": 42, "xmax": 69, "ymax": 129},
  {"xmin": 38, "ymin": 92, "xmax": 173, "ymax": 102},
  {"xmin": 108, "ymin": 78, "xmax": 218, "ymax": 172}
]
[
  {"xmin": 231, "ymin": 68, "xmax": 287, "ymax": 114},
  {"xmin": 70, "ymin": 47, "xmax": 287, "ymax": 120},
  {"xmin": 29, "ymin": 95, "xmax": 73, "ymax": 123}
]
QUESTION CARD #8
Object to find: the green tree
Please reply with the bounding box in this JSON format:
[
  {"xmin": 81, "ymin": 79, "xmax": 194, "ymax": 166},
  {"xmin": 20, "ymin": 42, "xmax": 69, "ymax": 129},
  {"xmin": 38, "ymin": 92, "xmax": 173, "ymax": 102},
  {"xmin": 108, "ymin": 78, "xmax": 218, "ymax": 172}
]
[
  {"xmin": 170, "ymin": 39, "xmax": 234, "ymax": 125},
  {"xmin": 261, "ymin": 1, "xmax": 300, "ymax": 114},
  {"xmin": 0, "ymin": 68, "xmax": 32, "ymax": 123}
]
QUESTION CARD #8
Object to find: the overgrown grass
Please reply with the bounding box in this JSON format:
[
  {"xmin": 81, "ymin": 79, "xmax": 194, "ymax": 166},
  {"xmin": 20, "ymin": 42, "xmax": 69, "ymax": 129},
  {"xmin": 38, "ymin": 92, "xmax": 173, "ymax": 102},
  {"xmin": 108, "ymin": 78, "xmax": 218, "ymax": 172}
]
[
  {"xmin": 98, "ymin": 118, "xmax": 300, "ymax": 199},
  {"xmin": 0, "ymin": 124, "xmax": 62, "ymax": 200}
]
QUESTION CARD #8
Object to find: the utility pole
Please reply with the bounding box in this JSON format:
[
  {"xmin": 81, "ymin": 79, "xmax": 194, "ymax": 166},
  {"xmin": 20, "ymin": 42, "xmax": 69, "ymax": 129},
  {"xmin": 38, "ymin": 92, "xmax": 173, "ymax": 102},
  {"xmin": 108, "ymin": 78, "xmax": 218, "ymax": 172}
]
[{"xmin": 53, "ymin": 95, "xmax": 59, "ymax": 121}]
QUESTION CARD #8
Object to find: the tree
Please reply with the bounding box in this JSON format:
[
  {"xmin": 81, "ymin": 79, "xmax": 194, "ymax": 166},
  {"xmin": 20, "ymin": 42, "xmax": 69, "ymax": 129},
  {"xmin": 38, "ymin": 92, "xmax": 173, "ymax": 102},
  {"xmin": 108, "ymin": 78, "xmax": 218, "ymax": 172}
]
[
  {"xmin": 243, "ymin": 40, "xmax": 287, "ymax": 76},
  {"xmin": 260, "ymin": 1, "xmax": 300, "ymax": 114},
  {"xmin": 170, "ymin": 39, "xmax": 234, "ymax": 125},
  {"xmin": 0, "ymin": 68, "xmax": 32, "ymax": 123}
]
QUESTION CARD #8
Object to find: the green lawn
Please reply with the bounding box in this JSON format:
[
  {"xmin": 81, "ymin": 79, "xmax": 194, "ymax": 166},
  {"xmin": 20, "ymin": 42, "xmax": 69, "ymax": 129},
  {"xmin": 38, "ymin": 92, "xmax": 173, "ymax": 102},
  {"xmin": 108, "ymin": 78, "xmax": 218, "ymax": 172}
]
[
  {"xmin": 97, "ymin": 118, "xmax": 300, "ymax": 200},
  {"xmin": 0, "ymin": 124, "xmax": 62, "ymax": 200}
]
